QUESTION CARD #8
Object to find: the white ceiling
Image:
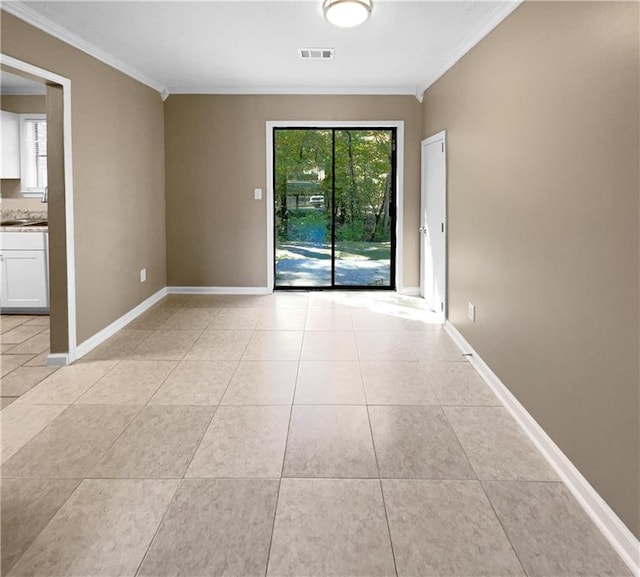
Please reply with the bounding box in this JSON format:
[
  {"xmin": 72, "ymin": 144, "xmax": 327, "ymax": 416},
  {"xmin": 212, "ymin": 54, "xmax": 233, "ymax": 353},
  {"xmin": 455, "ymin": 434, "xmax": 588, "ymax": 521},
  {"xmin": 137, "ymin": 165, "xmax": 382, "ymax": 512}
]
[
  {"xmin": 6, "ymin": 1, "xmax": 520, "ymax": 98},
  {"xmin": 1, "ymin": 70, "xmax": 47, "ymax": 94}
]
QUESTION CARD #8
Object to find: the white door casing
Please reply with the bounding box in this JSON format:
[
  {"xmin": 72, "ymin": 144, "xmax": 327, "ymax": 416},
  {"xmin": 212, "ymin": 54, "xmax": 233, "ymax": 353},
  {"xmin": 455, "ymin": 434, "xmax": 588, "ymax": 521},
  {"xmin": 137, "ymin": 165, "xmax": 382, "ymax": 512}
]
[
  {"xmin": 0, "ymin": 54, "xmax": 77, "ymax": 364},
  {"xmin": 420, "ymin": 131, "xmax": 447, "ymax": 320}
]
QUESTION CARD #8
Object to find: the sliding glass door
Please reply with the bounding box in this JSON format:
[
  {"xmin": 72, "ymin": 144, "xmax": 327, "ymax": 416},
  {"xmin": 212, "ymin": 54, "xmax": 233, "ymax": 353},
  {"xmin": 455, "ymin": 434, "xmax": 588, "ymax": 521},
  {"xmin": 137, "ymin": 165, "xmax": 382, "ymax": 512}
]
[{"xmin": 274, "ymin": 127, "xmax": 396, "ymax": 289}]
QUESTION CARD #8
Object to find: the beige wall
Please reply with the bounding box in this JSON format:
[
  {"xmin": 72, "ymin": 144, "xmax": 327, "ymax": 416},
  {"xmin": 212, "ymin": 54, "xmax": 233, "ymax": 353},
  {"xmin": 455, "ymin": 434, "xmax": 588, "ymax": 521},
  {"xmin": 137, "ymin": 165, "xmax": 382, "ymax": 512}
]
[
  {"xmin": 423, "ymin": 1, "xmax": 639, "ymax": 536},
  {"xmin": 0, "ymin": 94, "xmax": 45, "ymax": 113},
  {"xmin": 164, "ymin": 95, "xmax": 422, "ymax": 288},
  {"xmin": 1, "ymin": 12, "xmax": 167, "ymax": 343}
]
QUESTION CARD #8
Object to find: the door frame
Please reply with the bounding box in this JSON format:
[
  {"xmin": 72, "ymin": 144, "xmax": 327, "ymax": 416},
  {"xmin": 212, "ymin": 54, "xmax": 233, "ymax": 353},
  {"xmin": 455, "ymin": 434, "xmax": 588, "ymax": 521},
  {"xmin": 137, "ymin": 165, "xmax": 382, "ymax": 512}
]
[
  {"xmin": 266, "ymin": 120, "xmax": 405, "ymax": 292},
  {"xmin": 420, "ymin": 130, "xmax": 447, "ymax": 321},
  {"xmin": 0, "ymin": 54, "xmax": 78, "ymax": 364}
]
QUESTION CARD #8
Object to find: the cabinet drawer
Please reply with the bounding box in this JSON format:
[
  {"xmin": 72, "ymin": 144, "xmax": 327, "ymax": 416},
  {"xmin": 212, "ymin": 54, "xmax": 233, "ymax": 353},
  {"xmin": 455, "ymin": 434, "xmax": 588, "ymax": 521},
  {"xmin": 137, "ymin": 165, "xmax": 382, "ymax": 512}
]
[{"xmin": 0, "ymin": 231, "xmax": 46, "ymax": 250}]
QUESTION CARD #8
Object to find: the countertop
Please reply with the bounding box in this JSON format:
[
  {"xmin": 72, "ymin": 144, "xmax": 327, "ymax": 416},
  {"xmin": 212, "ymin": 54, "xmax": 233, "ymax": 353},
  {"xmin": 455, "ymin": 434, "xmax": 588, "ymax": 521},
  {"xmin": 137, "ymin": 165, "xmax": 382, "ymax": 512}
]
[{"xmin": 0, "ymin": 226, "xmax": 49, "ymax": 232}]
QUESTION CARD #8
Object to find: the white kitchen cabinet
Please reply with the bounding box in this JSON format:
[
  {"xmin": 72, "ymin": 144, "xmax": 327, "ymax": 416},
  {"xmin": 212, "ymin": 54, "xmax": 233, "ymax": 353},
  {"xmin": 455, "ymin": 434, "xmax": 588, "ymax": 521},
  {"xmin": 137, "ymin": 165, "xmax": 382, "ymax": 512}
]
[
  {"xmin": 0, "ymin": 232, "xmax": 49, "ymax": 311},
  {"xmin": 1, "ymin": 111, "xmax": 21, "ymax": 179}
]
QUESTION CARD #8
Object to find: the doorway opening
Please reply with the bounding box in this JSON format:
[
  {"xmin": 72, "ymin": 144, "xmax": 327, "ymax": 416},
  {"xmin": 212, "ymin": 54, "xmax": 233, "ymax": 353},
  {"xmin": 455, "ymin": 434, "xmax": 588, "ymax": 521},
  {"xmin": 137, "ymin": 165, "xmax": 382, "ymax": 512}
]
[
  {"xmin": 272, "ymin": 126, "xmax": 397, "ymax": 290},
  {"xmin": 1, "ymin": 54, "xmax": 76, "ymax": 365}
]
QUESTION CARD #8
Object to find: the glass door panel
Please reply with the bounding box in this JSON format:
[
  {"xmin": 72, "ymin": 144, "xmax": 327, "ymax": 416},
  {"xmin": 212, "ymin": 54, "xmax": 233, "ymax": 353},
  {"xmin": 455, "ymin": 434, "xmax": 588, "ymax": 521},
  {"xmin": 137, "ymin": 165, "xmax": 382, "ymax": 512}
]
[
  {"xmin": 333, "ymin": 129, "xmax": 394, "ymax": 287},
  {"xmin": 274, "ymin": 129, "xmax": 333, "ymax": 287}
]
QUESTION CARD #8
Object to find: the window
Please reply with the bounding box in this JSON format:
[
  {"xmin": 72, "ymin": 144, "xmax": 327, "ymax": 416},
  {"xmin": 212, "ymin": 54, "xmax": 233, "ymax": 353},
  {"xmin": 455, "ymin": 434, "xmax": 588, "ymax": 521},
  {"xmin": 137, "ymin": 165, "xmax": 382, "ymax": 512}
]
[{"xmin": 20, "ymin": 114, "xmax": 47, "ymax": 195}]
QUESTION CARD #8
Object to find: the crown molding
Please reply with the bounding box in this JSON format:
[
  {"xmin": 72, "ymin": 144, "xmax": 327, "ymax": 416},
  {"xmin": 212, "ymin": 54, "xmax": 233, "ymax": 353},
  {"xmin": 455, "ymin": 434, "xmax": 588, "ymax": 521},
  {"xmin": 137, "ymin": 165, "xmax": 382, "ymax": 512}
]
[
  {"xmin": 1, "ymin": 1, "xmax": 168, "ymax": 96},
  {"xmin": 418, "ymin": 0, "xmax": 523, "ymax": 97},
  {"xmin": 167, "ymin": 84, "xmax": 419, "ymax": 98}
]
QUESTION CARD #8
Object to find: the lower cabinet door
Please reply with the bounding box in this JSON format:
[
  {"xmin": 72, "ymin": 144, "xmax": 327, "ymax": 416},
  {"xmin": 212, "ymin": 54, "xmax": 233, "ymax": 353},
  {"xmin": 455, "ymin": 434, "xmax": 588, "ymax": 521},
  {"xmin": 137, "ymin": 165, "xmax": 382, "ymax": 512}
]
[{"xmin": 0, "ymin": 250, "xmax": 48, "ymax": 309}]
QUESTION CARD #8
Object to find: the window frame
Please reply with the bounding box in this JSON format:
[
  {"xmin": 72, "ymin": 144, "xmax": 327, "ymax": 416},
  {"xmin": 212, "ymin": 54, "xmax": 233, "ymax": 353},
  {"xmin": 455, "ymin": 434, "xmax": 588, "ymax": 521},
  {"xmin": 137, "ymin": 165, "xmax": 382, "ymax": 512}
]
[{"xmin": 19, "ymin": 113, "xmax": 47, "ymax": 197}]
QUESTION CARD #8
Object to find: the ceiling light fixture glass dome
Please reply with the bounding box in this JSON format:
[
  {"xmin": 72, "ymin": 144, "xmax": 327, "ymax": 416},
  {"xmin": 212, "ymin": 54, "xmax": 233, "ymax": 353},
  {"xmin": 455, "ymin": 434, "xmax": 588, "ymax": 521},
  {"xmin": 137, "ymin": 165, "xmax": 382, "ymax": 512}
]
[{"xmin": 323, "ymin": 0, "xmax": 373, "ymax": 28}]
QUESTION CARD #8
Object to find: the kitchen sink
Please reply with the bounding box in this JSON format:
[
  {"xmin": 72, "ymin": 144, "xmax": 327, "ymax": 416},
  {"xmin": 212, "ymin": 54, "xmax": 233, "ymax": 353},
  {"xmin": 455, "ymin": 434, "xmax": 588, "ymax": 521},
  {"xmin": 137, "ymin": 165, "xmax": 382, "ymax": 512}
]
[{"xmin": 1, "ymin": 219, "xmax": 48, "ymax": 227}]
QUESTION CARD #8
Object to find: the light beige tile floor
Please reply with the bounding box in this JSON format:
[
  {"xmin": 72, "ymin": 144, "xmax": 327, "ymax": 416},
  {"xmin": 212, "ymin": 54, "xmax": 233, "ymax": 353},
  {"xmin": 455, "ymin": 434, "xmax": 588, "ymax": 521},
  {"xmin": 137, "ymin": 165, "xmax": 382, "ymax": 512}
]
[
  {"xmin": 0, "ymin": 296, "xmax": 632, "ymax": 577},
  {"xmin": 0, "ymin": 316, "xmax": 54, "ymax": 401}
]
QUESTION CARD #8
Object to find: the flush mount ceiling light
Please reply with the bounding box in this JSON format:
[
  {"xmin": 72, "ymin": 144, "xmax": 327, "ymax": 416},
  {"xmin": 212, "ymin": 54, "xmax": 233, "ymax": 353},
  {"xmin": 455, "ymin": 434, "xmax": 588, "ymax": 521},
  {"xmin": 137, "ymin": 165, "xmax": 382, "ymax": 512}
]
[{"xmin": 323, "ymin": 0, "xmax": 373, "ymax": 28}]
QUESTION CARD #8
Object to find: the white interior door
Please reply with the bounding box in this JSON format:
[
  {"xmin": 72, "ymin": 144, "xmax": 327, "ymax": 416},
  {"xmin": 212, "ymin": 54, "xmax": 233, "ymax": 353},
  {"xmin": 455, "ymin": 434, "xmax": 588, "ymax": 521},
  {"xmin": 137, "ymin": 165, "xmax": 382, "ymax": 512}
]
[{"xmin": 420, "ymin": 131, "xmax": 447, "ymax": 319}]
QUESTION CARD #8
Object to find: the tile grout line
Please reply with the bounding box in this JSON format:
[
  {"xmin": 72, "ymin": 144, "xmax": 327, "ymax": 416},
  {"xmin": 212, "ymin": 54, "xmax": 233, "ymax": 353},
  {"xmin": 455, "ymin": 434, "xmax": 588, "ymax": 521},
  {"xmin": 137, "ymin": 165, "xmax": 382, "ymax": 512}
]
[
  {"xmin": 477, "ymin": 479, "xmax": 531, "ymax": 577},
  {"xmin": 74, "ymin": 352, "xmax": 174, "ymax": 475},
  {"xmin": 1, "ymin": 319, "xmax": 48, "ymax": 339},
  {"xmin": 0, "ymin": 404, "xmax": 70, "ymax": 467},
  {"xmin": 3, "ymin": 476, "xmax": 86, "ymax": 575},
  {"xmin": 3, "ymin": 474, "xmax": 543, "ymax": 482},
  {"xmin": 143, "ymin": 355, "xmax": 189, "ymax": 405},
  {"xmin": 0, "ymin": 350, "xmax": 42, "ymax": 378},
  {"xmin": 0, "ymin": 363, "xmax": 60, "ymax": 401},
  {"xmin": 438, "ymin": 404, "xmax": 481, "ymax": 481},
  {"xmin": 21, "ymin": 355, "xmax": 120, "ymax": 405},
  {"xmin": 132, "ymin": 478, "xmax": 182, "ymax": 577},
  {"xmin": 72, "ymin": 358, "xmax": 128, "ymax": 404},
  {"xmin": 157, "ymin": 306, "xmax": 221, "ymax": 332},
  {"xmin": 6, "ymin": 359, "xmax": 145, "ymax": 465},
  {"xmin": 440, "ymin": 406, "xmax": 530, "ymax": 576},
  {"xmin": 180, "ymin": 357, "xmax": 243, "ymax": 478},
  {"xmin": 367, "ymin": 408, "xmax": 400, "ymax": 577},
  {"xmin": 263, "ymin": 306, "xmax": 307, "ymax": 577},
  {"xmin": 0, "ymin": 314, "xmax": 31, "ymax": 337},
  {"xmin": 132, "ymin": 311, "xmax": 235, "ymax": 577},
  {"xmin": 83, "ymin": 402, "xmax": 147, "ymax": 478},
  {"xmin": 357, "ymin": 332, "xmax": 400, "ymax": 577},
  {"xmin": 139, "ymin": 359, "xmax": 182, "ymax": 408},
  {"xmin": 127, "ymin": 364, "xmax": 228, "ymax": 576}
]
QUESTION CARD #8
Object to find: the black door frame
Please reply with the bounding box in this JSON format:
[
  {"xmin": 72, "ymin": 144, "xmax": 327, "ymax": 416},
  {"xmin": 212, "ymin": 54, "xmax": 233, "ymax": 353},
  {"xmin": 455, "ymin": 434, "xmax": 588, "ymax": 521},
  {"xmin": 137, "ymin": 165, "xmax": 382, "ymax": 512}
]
[{"xmin": 273, "ymin": 126, "xmax": 397, "ymax": 291}]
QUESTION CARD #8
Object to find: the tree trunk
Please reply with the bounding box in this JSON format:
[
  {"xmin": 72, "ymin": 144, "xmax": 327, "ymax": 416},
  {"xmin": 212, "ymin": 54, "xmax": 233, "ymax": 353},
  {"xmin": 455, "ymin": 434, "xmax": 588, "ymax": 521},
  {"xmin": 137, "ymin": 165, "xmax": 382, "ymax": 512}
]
[
  {"xmin": 370, "ymin": 173, "xmax": 390, "ymax": 242},
  {"xmin": 277, "ymin": 170, "xmax": 288, "ymax": 239},
  {"xmin": 382, "ymin": 178, "xmax": 390, "ymax": 237},
  {"xmin": 346, "ymin": 132, "xmax": 358, "ymax": 226}
]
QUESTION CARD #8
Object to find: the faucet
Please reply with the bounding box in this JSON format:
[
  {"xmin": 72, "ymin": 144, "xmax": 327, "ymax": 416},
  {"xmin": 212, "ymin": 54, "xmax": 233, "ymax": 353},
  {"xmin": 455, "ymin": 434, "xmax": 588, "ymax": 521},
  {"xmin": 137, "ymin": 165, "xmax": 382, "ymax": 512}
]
[{"xmin": 41, "ymin": 187, "xmax": 48, "ymax": 203}]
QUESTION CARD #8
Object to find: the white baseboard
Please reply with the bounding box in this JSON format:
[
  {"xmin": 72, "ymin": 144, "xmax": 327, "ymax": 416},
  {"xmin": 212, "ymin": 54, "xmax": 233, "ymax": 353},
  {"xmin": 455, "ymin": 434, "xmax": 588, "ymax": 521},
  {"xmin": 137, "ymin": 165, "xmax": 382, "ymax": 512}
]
[
  {"xmin": 47, "ymin": 353, "xmax": 70, "ymax": 367},
  {"xmin": 444, "ymin": 321, "xmax": 640, "ymax": 576},
  {"xmin": 398, "ymin": 286, "xmax": 421, "ymax": 296},
  {"xmin": 167, "ymin": 286, "xmax": 272, "ymax": 296},
  {"xmin": 75, "ymin": 288, "xmax": 168, "ymax": 360}
]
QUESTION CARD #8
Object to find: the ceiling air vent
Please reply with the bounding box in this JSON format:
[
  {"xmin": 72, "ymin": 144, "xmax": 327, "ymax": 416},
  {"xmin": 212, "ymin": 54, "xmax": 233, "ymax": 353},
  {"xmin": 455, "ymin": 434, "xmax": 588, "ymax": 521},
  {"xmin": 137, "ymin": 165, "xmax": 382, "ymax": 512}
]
[{"xmin": 298, "ymin": 48, "xmax": 335, "ymax": 60}]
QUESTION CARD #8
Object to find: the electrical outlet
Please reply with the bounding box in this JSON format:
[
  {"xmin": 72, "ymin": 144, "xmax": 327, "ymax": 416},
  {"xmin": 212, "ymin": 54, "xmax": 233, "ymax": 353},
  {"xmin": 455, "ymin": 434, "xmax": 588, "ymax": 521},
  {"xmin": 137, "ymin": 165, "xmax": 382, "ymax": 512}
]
[
  {"xmin": 468, "ymin": 302, "xmax": 476, "ymax": 322},
  {"xmin": 140, "ymin": 268, "xmax": 147, "ymax": 283},
  {"xmin": 254, "ymin": 188, "xmax": 263, "ymax": 200}
]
